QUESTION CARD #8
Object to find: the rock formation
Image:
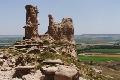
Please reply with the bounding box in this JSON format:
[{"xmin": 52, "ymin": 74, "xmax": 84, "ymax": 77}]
[
  {"xmin": 19, "ymin": 5, "xmax": 77, "ymax": 57},
  {"xmin": 23, "ymin": 5, "xmax": 39, "ymax": 40},
  {"xmin": 41, "ymin": 63, "xmax": 79, "ymax": 80},
  {"xmin": 40, "ymin": 59, "xmax": 80, "ymax": 80},
  {"xmin": 47, "ymin": 14, "xmax": 74, "ymax": 42},
  {"xmin": 0, "ymin": 51, "xmax": 80, "ymax": 80},
  {"xmin": 0, "ymin": 49, "xmax": 112, "ymax": 80},
  {"xmin": 23, "ymin": 5, "xmax": 75, "ymax": 43}
]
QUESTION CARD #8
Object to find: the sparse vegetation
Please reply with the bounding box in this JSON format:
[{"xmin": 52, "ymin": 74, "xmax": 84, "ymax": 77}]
[{"xmin": 43, "ymin": 40, "xmax": 50, "ymax": 45}]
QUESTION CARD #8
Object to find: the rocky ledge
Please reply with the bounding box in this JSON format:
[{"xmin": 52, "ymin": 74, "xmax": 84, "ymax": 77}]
[{"xmin": 0, "ymin": 51, "xmax": 80, "ymax": 80}]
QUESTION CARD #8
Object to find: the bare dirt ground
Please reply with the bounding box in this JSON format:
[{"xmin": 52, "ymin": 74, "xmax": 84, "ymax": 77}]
[
  {"xmin": 92, "ymin": 61, "xmax": 120, "ymax": 80},
  {"xmin": 94, "ymin": 66, "xmax": 120, "ymax": 80}
]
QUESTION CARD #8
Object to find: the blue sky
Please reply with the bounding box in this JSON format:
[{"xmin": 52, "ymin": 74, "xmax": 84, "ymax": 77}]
[{"xmin": 0, "ymin": 0, "xmax": 120, "ymax": 35}]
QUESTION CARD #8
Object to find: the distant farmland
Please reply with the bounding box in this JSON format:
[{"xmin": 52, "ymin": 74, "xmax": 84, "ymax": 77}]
[{"xmin": 79, "ymin": 54, "xmax": 120, "ymax": 62}]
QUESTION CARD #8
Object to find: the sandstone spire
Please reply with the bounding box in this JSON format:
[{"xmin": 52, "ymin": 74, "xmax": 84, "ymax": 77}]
[{"xmin": 23, "ymin": 5, "xmax": 39, "ymax": 40}]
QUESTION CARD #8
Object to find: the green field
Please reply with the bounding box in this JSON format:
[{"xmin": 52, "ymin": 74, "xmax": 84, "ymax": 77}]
[
  {"xmin": 77, "ymin": 49, "xmax": 120, "ymax": 53},
  {"xmin": 79, "ymin": 55, "xmax": 120, "ymax": 62},
  {"xmin": 87, "ymin": 49, "xmax": 120, "ymax": 53}
]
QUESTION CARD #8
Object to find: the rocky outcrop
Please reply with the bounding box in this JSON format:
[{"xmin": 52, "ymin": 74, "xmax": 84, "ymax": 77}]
[
  {"xmin": 55, "ymin": 65, "xmax": 79, "ymax": 80},
  {"xmin": 0, "ymin": 52, "xmax": 45, "ymax": 80},
  {"xmin": 41, "ymin": 59, "xmax": 79, "ymax": 80},
  {"xmin": 23, "ymin": 5, "xmax": 39, "ymax": 40},
  {"xmin": 15, "ymin": 4, "xmax": 77, "ymax": 57},
  {"xmin": 41, "ymin": 65, "xmax": 79, "ymax": 80},
  {"xmin": 47, "ymin": 14, "xmax": 74, "ymax": 42},
  {"xmin": 0, "ymin": 51, "xmax": 80, "ymax": 80},
  {"xmin": 23, "ymin": 5, "xmax": 75, "ymax": 42}
]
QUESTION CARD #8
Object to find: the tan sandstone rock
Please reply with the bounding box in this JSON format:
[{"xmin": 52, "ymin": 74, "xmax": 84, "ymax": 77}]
[
  {"xmin": 54, "ymin": 65, "xmax": 79, "ymax": 80},
  {"xmin": 22, "ymin": 70, "xmax": 44, "ymax": 80},
  {"xmin": 41, "ymin": 65, "xmax": 79, "ymax": 80},
  {"xmin": 43, "ymin": 59, "xmax": 63, "ymax": 65},
  {"xmin": 23, "ymin": 5, "xmax": 39, "ymax": 40}
]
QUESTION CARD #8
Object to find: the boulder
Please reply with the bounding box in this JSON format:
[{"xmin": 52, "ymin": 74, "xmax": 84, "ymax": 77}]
[
  {"xmin": 41, "ymin": 65, "xmax": 79, "ymax": 80},
  {"xmin": 41, "ymin": 66, "xmax": 58, "ymax": 80},
  {"xmin": 54, "ymin": 65, "xmax": 79, "ymax": 80},
  {"xmin": 41, "ymin": 66, "xmax": 58, "ymax": 74}
]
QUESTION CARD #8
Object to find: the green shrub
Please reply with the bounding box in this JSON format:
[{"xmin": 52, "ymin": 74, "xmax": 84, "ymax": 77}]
[{"xmin": 43, "ymin": 40, "xmax": 50, "ymax": 45}]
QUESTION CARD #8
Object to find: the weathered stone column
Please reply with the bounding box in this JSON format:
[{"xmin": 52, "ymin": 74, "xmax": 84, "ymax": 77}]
[{"xmin": 23, "ymin": 5, "xmax": 39, "ymax": 40}]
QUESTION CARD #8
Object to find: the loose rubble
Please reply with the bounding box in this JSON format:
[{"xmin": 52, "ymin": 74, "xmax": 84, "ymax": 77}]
[{"xmin": 0, "ymin": 52, "xmax": 80, "ymax": 80}]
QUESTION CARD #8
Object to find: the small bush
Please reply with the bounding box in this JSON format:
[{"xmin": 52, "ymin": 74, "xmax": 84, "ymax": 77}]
[{"xmin": 43, "ymin": 40, "xmax": 50, "ymax": 45}]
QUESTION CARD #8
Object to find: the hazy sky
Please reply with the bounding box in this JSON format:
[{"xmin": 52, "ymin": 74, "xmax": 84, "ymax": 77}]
[{"xmin": 0, "ymin": 0, "xmax": 120, "ymax": 35}]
